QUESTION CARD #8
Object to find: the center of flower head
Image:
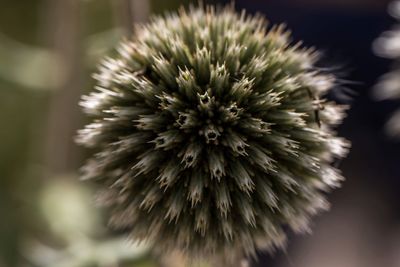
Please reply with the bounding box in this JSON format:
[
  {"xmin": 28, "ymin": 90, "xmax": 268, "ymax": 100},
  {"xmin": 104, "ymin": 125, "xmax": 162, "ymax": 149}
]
[
  {"xmin": 197, "ymin": 91, "xmax": 222, "ymax": 144},
  {"xmin": 173, "ymin": 89, "xmax": 242, "ymax": 146}
]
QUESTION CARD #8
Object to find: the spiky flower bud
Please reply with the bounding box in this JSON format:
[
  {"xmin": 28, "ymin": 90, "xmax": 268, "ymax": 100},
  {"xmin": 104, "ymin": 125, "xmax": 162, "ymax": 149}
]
[
  {"xmin": 374, "ymin": 1, "xmax": 400, "ymax": 136},
  {"xmin": 77, "ymin": 6, "xmax": 349, "ymax": 261}
]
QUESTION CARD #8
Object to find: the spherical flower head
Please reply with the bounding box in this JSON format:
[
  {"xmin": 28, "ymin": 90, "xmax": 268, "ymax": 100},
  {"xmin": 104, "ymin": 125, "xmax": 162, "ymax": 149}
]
[{"xmin": 77, "ymin": 5, "xmax": 350, "ymax": 262}]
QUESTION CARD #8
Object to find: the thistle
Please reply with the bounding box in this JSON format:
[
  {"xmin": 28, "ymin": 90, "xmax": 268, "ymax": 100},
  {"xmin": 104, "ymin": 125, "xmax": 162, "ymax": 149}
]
[
  {"xmin": 374, "ymin": 1, "xmax": 400, "ymax": 136},
  {"xmin": 77, "ymin": 5, "xmax": 349, "ymax": 262}
]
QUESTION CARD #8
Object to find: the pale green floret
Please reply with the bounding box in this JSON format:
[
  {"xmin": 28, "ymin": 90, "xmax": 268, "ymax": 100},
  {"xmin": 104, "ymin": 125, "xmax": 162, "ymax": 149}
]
[{"xmin": 77, "ymin": 5, "xmax": 350, "ymax": 262}]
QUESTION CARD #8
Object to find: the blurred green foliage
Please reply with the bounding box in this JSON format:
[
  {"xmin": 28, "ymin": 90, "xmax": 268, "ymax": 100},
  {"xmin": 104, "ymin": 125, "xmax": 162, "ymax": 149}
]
[{"xmin": 0, "ymin": 0, "xmax": 42, "ymax": 44}]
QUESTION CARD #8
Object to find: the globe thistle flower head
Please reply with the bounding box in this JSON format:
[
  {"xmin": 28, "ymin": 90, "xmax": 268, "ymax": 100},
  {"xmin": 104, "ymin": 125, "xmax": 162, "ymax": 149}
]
[{"xmin": 77, "ymin": 5, "xmax": 350, "ymax": 261}]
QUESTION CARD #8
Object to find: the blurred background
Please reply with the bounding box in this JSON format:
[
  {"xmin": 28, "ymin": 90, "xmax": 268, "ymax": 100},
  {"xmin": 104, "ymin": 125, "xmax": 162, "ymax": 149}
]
[{"xmin": 1, "ymin": 0, "xmax": 399, "ymax": 266}]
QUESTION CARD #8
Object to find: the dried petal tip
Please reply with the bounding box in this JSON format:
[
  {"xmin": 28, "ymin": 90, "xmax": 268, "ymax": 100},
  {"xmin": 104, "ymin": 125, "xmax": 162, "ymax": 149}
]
[{"xmin": 77, "ymin": 5, "xmax": 350, "ymax": 262}]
